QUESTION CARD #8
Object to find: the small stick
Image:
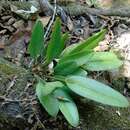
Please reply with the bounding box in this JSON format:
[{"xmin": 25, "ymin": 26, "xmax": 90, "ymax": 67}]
[{"xmin": 44, "ymin": 0, "xmax": 57, "ymax": 40}]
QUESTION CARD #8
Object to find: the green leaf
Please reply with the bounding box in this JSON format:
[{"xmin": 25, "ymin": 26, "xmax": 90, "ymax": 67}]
[
  {"xmin": 61, "ymin": 29, "xmax": 106, "ymax": 57},
  {"xmin": 66, "ymin": 76, "xmax": 129, "ymax": 107},
  {"xmin": 39, "ymin": 94, "xmax": 59, "ymax": 117},
  {"xmin": 82, "ymin": 52, "xmax": 123, "ymax": 71},
  {"xmin": 54, "ymin": 61, "xmax": 79, "ymax": 76},
  {"xmin": 36, "ymin": 81, "xmax": 59, "ymax": 116},
  {"xmin": 59, "ymin": 50, "xmax": 90, "ymax": 66},
  {"xmin": 28, "ymin": 20, "xmax": 44, "ymax": 59},
  {"xmin": 54, "ymin": 88, "xmax": 79, "ymax": 127},
  {"xmin": 60, "ymin": 44, "xmax": 78, "ymax": 57},
  {"xmin": 54, "ymin": 88, "xmax": 71, "ymax": 101},
  {"xmin": 70, "ymin": 29, "xmax": 107, "ymax": 54},
  {"xmin": 36, "ymin": 81, "xmax": 64, "ymax": 96},
  {"xmin": 61, "ymin": 33, "xmax": 69, "ymax": 50},
  {"xmin": 71, "ymin": 68, "xmax": 87, "ymax": 77},
  {"xmin": 46, "ymin": 18, "xmax": 65, "ymax": 63}
]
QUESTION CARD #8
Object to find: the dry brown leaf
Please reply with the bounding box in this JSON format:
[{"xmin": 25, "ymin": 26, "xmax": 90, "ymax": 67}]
[
  {"xmin": 39, "ymin": 16, "xmax": 51, "ymax": 27},
  {"xmin": 0, "ymin": 44, "xmax": 5, "ymax": 49}
]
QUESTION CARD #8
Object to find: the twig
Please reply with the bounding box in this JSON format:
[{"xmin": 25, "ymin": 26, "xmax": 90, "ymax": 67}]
[
  {"xmin": 2, "ymin": 1, "xmax": 130, "ymax": 17},
  {"xmin": 63, "ymin": 4, "xmax": 130, "ymax": 17},
  {"xmin": 30, "ymin": 100, "xmax": 45, "ymax": 129},
  {"xmin": 44, "ymin": 0, "xmax": 57, "ymax": 40},
  {"xmin": 28, "ymin": 59, "xmax": 34, "ymax": 68},
  {"xmin": 5, "ymin": 76, "xmax": 17, "ymax": 97},
  {"xmin": 0, "ymin": 96, "xmax": 32, "ymax": 102}
]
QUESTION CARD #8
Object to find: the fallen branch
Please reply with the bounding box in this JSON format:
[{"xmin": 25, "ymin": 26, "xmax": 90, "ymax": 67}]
[{"xmin": 62, "ymin": 4, "xmax": 130, "ymax": 17}]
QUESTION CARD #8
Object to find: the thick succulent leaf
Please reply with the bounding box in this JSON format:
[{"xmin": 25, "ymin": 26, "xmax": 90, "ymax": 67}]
[
  {"xmin": 54, "ymin": 88, "xmax": 79, "ymax": 127},
  {"xmin": 46, "ymin": 18, "xmax": 64, "ymax": 63},
  {"xmin": 59, "ymin": 50, "xmax": 90, "ymax": 66},
  {"xmin": 28, "ymin": 20, "xmax": 44, "ymax": 59},
  {"xmin": 36, "ymin": 82, "xmax": 59, "ymax": 116},
  {"xmin": 54, "ymin": 61, "xmax": 79, "ymax": 76},
  {"xmin": 82, "ymin": 52, "xmax": 123, "ymax": 71},
  {"xmin": 70, "ymin": 68, "xmax": 87, "ymax": 77},
  {"xmin": 66, "ymin": 76, "xmax": 129, "ymax": 107}
]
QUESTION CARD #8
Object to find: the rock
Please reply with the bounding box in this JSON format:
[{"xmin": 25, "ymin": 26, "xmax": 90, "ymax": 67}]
[
  {"xmin": 95, "ymin": 0, "xmax": 130, "ymax": 9},
  {"xmin": 112, "ymin": 31, "xmax": 130, "ymax": 79}
]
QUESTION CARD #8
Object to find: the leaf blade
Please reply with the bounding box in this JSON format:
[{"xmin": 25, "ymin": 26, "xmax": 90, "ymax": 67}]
[
  {"xmin": 36, "ymin": 81, "xmax": 64, "ymax": 96},
  {"xmin": 60, "ymin": 43, "xmax": 78, "ymax": 57},
  {"xmin": 54, "ymin": 88, "xmax": 79, "ymax": 127},
  {"xmin": 61, "ymin": 29, "xmax": 106, "ymax": 58},
  {"xmin": 46, "ymin": 18, "xmax": 65, "ymax": 63},
  {"xmin": 54, "ymin": 61, "xmax": 79, "ymax": 76},
  {"xmin": 82, "ymin": 52, "xmax": 123, "ymax": 71},
  {"xmin": 28, "ymin": 20, "xmax": 44, "ymax": 59},
  {"xmin": 59, "ymin": 50, "xmax": 90, "ymax": 66},
  {"xmin": 70, "ymin": 29, "xmax": 107, "ymax": 54},
  {"xmin": 60, "ymin": 32, "xmax": 69, "ymax": 52},
  {"xmin": 66, "ymin": 76, "xmax": 129, "ymax": 107},
  {"xmin": 70, "ymin": 68, "xmax": 87, "ymax": 77},
  {"xmin": 36, "ymin": 81, "xmax": 59, "ymax": 116}
]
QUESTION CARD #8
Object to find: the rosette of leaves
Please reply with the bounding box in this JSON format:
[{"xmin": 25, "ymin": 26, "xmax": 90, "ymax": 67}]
[{"xmin": 28, "ymin": 17, "xmax": 129, "ymax": 127}]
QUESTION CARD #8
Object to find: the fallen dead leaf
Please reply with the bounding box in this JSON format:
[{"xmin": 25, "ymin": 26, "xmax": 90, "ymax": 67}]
[
  {"xmin": 0, "ymin": 44, "xmax": 5, "ymax": 50},
  {"xmin": 39, "ymin": 16, "xmax": 51, "ymax": 27}
]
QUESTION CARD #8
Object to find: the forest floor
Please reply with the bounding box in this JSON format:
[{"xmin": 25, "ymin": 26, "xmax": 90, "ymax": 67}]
[{"xmin": 0, "ymin": 0, "xmax": 130, "ymax": 130}]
